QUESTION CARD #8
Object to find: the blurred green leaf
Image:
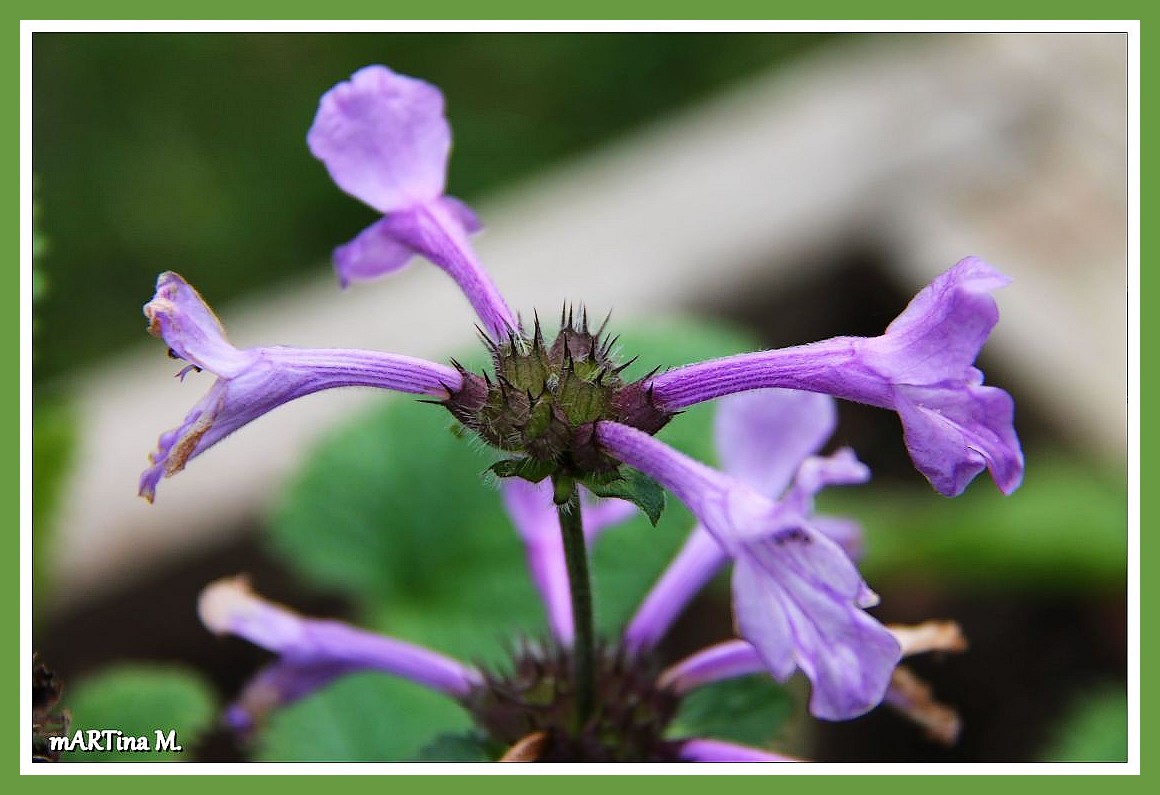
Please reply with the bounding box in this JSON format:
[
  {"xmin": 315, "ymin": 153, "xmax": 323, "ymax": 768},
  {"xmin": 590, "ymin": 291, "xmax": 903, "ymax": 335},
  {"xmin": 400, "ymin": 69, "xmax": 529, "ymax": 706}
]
[
  {"xmin": 1039, "ymin": 684, "xmax": 1127, "ymax": 762},
  {"xmin": 32, "ymin": 400, "xmax": 76, "ymax": 610},
  {"xmin": 668, "ymin": 674, "xmax": 793, "ymax": 748},
  {"xmin": 33, "ymin": 34, "xmax": 832, "ymax": 384},
  {"xmin": 414, "ymin": 731, "xmax": 500, "ymax": 761},
  {"xmin": 61, "ymin": 665, "xmax": 216, "ymax": 762},
  {"xmin": 821, "ymin": 457, "xmax": 1127, "ymax": 589},
  {"xmin": 258, "ymin": 672, "xmax": 472, "ymax": 762}
]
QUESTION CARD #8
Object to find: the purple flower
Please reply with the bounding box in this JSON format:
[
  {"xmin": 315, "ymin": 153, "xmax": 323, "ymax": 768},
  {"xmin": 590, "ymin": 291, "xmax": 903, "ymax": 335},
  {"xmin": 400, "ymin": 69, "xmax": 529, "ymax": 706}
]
[
  {"xmin": 597, "ymin": 416, "xmax": 901, "ymax": 721},
  {"xmin": 198, "ymin": 577, "xmax": 481, "ymax": 732},
  {"xmin": 164, "ymin": 63, "xmax": 1018, "ymax": 761},
  {"xmin": 646, "ymin": 257, "xmax": 1024, "ymax": 497},
  {"xmin": 308, "ymin": 65, "xmax": 516, "ymax": 340},
  {"xmin": 139, "ymin": 272, "xmax": 461, "ymax": 502},
  {"xmin": 625, "ymin": 389, "xmax": 865, "ymax": 654}
]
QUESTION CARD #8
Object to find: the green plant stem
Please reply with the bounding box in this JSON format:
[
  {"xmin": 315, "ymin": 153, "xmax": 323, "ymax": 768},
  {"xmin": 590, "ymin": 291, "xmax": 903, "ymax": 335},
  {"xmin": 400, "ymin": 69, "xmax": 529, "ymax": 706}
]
[{"xmin": 553, "ymin": 476, "xmax": 596, "ymax": 732}]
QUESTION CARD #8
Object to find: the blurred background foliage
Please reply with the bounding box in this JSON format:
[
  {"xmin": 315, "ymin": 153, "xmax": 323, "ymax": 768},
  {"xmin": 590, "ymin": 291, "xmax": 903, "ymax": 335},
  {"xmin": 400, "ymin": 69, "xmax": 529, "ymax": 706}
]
[
  {"xmin": 32, "ymin": 32, "xmax": 1126, "ymax": 763},
  {"xmin": 32, "ymin": 32, "xmax": 829, "ymax": 386}
]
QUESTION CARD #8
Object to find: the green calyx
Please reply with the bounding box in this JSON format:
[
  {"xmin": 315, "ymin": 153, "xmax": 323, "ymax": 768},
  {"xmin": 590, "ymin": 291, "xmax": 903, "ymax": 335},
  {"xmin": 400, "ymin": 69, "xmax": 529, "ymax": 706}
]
[{"xmin": 443, "ymin": 308, "xmax": 674, "ymax": 482}]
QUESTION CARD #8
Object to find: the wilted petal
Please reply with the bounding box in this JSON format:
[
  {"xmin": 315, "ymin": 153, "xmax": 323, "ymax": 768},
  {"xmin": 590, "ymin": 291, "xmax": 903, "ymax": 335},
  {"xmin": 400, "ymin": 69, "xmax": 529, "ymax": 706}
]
[
  {"xmin": 889, "ymin": 620, "xmax": 968, "ymax": 657},
  {"xmin": 307, "ymin": 65, "xmax": 449, "ymax": 213},
  {"xmin": 884, "ymin": 666, "xmax": 962, "ymax": 746},
  {"xmin": 140, "ymin": 273, "xmax": 461, "ymax": 502},
  {"xmin": 146, "ymin": 271, "xmax": 255, "ymax": 377}
]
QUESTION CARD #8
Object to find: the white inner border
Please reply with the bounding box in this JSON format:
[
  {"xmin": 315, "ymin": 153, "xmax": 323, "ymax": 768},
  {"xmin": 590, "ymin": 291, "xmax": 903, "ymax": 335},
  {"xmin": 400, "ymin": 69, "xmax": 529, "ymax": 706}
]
[{"xmin": 20, "ymin": 18, "xmax": 1141, "ymax": 777}]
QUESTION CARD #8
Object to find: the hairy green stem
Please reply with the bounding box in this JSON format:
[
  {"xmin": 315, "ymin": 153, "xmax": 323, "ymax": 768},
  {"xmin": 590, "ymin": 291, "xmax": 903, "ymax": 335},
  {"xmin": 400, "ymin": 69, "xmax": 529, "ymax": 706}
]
[{"xmin": 553, "ymin": 476, "xmax": 596, "ymax": 731}]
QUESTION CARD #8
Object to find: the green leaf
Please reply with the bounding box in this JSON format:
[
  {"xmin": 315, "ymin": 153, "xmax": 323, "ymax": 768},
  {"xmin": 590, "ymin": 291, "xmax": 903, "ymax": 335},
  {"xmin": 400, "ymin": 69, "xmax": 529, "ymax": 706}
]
[
  {"xmin": 488, "ymin": 456, "xmax": 555, "ymax": 483},
  {"xmin": 60, "ymin": 665, "xmax": 217, "ymax": 762},
  {"xmin": 32, "ymin": 399, "xmax": 76, "ymax": 611},
  {"xmin": 257, "ymin": 672, "xmax": 472, "ymax": 762},
  {"xmin": 667, "ymin": 674, "xmax": 793, "ymax": 748},
  {"xmin": 414, "ymin": 731, "xmax": 500, "ymax": 761},
  {"xmin": 584, "ymin": 467, "xmax": 666, "ymax": 526},
  {"xmin": 1039, "ymin": 685, "xmax": 1127, "ymax": 762}
]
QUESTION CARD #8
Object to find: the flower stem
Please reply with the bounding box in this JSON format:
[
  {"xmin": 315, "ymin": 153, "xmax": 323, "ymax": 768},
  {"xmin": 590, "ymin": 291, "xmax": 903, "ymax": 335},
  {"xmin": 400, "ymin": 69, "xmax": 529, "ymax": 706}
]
[{"xmin": 553, "ymin": 476, "xmax": 596, "ymax": 731}]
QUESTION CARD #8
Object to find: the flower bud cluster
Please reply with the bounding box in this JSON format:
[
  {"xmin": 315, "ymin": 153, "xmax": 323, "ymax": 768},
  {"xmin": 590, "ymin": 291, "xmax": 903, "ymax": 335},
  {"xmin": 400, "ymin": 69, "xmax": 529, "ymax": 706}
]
[{"xmin": 444, "ymin": 310, "xmax": 674, "ymax": 478}]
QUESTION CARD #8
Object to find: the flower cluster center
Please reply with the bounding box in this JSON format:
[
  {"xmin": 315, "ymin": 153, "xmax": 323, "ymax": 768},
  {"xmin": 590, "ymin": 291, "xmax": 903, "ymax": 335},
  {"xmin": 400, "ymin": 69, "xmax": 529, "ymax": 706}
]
[
  {"xmin": 444, "ymin": 311, "xmax": 673, "ymax": 478},
  {"xmin": 466, "ymin": 641, "xmax": 681, "ymax": 762}
]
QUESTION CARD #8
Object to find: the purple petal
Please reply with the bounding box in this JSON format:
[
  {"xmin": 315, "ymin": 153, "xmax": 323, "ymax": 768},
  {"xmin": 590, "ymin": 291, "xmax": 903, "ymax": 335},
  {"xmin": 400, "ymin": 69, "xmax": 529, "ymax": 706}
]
[
  {"xmin": 308, "ymin": 65, "xmax": 449, "ymax": 214},
  {"xmin": 225, "ymin": 659, "xmax": 361, "ymax": 733},
  {"xmin": 200, "ymin": 577, "xmax": 481, "ymax": 704},
  {"xmin": 894, "ymin": 379, "xmax": 1023, "ymax": 496},
  {"xmin": 714, "ymin": 389, "xmax": 837, "ymax": 497},
  {"xmin": 809, "ymin": 515, "xmax": 865, "ymax": 561},
  {"xmin": 659, "ymin": 639, "xmax": 763, "ymax": 693},
  {"xmin": 733, "ymin": 528, "xmax": 901, "ymax": 721},
  {"xmin": 678, "ymin": 738, "xmax": 799, "ymax": 762},
  {"xmin": 333, "ymin": 217, "xmax": 421, "ymax": 287},
  {"xmin": 869, "ymin": 256, "xmax": 1010, "ymax": 382},
  {"xmin": 777, "ymin": 448, "xmax": 870, "ymax": 519},
  {"xmin": 331, "ymin": 195, "xmax": 487, "ymax": 289},
  {"xmin": 437, "ymin": 195, "xmax": 483, "ymax": 234}
]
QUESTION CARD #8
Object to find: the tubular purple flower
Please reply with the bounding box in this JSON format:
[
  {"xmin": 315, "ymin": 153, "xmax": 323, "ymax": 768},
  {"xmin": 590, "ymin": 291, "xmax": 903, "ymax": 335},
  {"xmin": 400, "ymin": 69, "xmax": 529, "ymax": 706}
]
[
  {"xmin": 646, "ymin": 257, "xmax": 1024, "ymax": 497},
  {"xmin": 677, "ymin": 738, "xmax": 799, "ymax": 763},
  {"xmin": 140, "ymin": 271, "xmax": 461, "ymax": 502},
  {"xmin": 597, "ymin": 420, "xmax": 900, "ymax": 721},
  {"xmin": 624, "ymin": 390, "xmax": 866, "ymax": 653},
  {"xmin": 200, "ymin": 577, "xmax": 481, "ymax": 730},
  {"xmin": 308, "ymin": 65, "xmax": 516, "ymax": 339},
  {"xmin": 659, "ymin": 639, "xmax": 762, "ymax": 693},
  {"xmin": 501, "ymin": 479, "xmax": 634, "ymax": 644}
]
